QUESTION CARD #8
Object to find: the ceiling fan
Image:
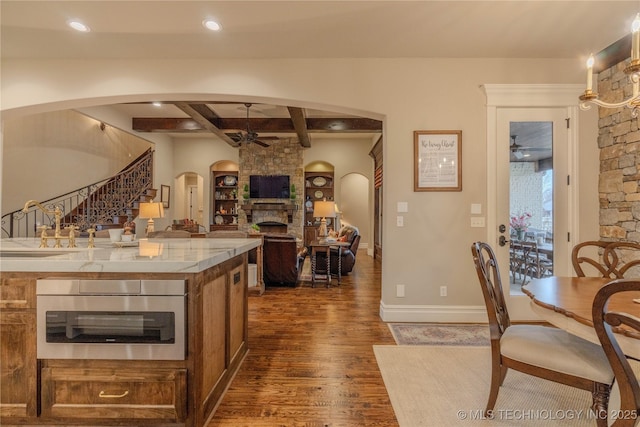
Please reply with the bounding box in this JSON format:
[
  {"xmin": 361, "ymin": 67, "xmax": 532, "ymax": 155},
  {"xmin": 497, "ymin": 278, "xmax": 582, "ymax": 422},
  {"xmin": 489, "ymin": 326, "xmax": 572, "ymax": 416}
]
[
  {"xmin": 510, "ymin": 134, "xmax": 549, "ymax": 160},
  {"xmin": 229, "ymin": 103, "xmax": 280, "ymax": 147},
  {"xmin": 510, "ymin": 135, "xmax": 526, "ymax": 159}
]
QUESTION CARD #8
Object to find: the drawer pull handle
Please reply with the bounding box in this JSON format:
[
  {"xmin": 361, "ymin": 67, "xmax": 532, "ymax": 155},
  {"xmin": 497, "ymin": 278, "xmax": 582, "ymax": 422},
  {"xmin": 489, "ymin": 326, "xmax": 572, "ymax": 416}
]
[{"xmin": 99, "ymin": 390, "xmax": 129, "ymax": 399}]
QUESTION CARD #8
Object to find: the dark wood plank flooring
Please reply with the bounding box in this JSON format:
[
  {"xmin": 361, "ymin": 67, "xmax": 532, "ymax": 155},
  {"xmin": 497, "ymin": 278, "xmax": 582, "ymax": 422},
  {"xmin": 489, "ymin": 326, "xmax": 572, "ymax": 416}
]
[{"xmin": 207, "ymin": 252, "xmax": 399, "ymax": 426}]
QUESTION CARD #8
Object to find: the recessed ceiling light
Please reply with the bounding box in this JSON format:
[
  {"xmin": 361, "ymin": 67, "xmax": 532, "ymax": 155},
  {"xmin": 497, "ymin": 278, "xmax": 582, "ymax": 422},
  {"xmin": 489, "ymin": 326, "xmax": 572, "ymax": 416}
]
[
  {"xmin": 152, "ymin": 102, "xmax": 162, "ymax": 107},
  {"xmin": 202, "ymin": 19, "xmax": 221, "ymax": 31},
  {"xmin": 68, "ymin": 20, "xmax": 90, "ymax": 32}
]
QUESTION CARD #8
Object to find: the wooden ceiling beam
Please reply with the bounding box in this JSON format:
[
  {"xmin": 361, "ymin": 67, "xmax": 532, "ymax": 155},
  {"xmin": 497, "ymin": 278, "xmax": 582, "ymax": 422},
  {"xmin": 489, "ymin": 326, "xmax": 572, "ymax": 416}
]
[
  {"xmin": 132, "ymin": 118, "xmax": 208, "ymax": 132},
  {"xmin": 594, "ymin": 33, "xmax": 631, "ymax": 73},
  {"xmin": 173, "ymin": 102, "xmax": 239, "ymax": 147},
  {"xmin": 287, "ymin": 107, "xmax": 311, "ymax": 147},
  {"xmin": 306, "ymin": 117, "xmax": 383, "ymax": 132},
  {"xmin": 133, "ymin": 117, "xmax": 382, "ymax": 133}
]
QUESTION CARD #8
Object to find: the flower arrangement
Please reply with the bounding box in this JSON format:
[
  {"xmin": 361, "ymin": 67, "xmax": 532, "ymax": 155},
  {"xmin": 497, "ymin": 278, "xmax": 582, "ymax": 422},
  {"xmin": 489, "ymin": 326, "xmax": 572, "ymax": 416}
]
[{"xmin": 510, "ymin": 212, "xmax": 532, "ymax": 232}]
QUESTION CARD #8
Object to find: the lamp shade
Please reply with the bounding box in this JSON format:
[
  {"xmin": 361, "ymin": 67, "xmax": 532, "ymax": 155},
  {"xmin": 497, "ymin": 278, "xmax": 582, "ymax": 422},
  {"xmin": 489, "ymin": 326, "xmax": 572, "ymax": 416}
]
[
  {"xmin": 139, "ymin": 202, "xmax": 164, "ymax": 219},
  {"xmin": 313, "ymin": 201, "xmax": 336, "ymax": 218}
]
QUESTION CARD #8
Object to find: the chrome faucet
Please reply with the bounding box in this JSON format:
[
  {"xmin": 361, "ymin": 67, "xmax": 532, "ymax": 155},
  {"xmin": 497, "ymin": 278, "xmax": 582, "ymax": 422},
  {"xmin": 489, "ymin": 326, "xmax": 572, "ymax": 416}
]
[{"xmin": 22, "ymin": 200, "xmax": 66, "ymax": 248}]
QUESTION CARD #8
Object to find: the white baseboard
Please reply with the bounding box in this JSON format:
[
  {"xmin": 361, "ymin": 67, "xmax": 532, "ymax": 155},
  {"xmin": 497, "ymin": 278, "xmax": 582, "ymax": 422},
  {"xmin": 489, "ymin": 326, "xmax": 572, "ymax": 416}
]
[{"xmin": 379, "ymin": 301, "xmax": 488, "ymax": 323}]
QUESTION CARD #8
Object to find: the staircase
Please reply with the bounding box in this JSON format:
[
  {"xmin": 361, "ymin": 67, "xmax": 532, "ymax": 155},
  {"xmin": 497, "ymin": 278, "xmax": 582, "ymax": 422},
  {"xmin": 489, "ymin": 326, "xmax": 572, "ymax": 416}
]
[{"xmin": 2, "ymin": 149, "xmax": 155, "ymax": 238}]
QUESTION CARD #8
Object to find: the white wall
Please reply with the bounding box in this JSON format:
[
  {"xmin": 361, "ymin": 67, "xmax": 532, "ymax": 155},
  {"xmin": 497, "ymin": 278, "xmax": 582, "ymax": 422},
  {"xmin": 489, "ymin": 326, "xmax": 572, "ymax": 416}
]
[
  {"xmin": 2, "ymin": 110, "xmax": 153, "ymax": 213},
  {"xmin": 0, "ymin": 57, "xmax": 600, "ymax": 322}
]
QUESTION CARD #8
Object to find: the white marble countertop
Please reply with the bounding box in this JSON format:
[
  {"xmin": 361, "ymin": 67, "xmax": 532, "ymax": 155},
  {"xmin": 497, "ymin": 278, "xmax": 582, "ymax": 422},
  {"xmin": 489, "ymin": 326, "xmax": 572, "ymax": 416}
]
[{"xmin": 0, "ymin": 238, "xmax": 260, "ymax": 273}]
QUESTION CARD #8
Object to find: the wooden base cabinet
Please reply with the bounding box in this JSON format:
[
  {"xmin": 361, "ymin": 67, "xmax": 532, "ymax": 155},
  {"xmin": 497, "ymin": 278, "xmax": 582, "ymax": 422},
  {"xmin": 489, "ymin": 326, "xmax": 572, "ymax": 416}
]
[
  {"xmin": 41, "ymin": 366, "xmax": 187, "ymax": 421},
  {"xmin": 0, "ymin": 277, "xmax": 37, "ymax": 419},
  {"xmin": 0, "ymin": 253, "xmax": 249, "ymax": 427}
]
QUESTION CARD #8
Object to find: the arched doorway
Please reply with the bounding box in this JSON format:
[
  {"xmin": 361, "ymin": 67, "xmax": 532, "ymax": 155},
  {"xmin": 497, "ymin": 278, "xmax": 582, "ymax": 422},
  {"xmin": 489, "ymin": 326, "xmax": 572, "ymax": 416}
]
[
  {"xmin": 174, "ymin": 172, "xmax": 204, "ymax": 227},
  {"xmin": 339, "ymin": 172, "xmax": 370, "ymax": 251}
]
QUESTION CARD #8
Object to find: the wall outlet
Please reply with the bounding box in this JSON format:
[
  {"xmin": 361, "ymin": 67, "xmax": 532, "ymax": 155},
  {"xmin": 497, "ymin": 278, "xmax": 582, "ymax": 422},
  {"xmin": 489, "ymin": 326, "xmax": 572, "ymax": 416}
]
[
  {"xmin": 440, "ymin": 286, "xmax": 447, "ymax": 297},
  {"xmin": 396, "ymin": 284, "xmax": 405, "ymax": 297}
]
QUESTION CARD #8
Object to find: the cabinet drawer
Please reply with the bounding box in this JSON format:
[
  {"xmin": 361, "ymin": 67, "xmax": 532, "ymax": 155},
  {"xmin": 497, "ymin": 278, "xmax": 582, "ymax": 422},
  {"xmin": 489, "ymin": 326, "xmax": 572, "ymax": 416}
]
[
  {"xmin": 41, "ymin": 367, "xmax": 187, "ymax": 421},
  {"xmin": 0, "ymin": 277, "xmax": 35, "ymax": 309}
]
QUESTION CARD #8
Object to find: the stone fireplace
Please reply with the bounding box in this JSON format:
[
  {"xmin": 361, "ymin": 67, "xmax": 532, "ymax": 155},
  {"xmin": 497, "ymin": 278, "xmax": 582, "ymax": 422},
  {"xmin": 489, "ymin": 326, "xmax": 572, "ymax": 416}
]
[
  {"xmin": 256, "ymin": 221, "xmax": 288, "ymax": 234},
  {"xmin": 238, "ymin": 138, "xmax": 303, "ymax": 240}
]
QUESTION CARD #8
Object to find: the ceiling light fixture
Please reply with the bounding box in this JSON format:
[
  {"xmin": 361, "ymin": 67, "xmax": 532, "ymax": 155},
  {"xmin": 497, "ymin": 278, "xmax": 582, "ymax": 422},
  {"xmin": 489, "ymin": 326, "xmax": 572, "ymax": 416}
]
[
  {"xmin": 202, "ymin": 19, "xmax": 221, "ymax": 31},
  {"xmin": 152, "ymin": 102, "xmax": 162, "ymax": 107},
  {"xmin": 67, "ymin": 20, "xmax": 90, "ymax": 32},
  {"xmin": 580, "ymin": 13, "xmax": 640, "ymax": 115}
]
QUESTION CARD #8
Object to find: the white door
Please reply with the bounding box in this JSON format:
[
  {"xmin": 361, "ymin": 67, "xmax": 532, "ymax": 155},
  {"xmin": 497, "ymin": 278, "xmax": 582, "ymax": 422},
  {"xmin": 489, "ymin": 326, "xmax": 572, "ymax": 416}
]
[{"xmin": 495, "ymin": 107, "xmax": 570, "ymax": 320}]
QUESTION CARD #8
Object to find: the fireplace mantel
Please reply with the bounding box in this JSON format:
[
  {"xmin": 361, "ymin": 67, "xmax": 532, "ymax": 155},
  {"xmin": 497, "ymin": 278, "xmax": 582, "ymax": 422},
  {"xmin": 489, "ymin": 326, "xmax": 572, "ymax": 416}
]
[{"xmin": 242, "ymin": 202, "xmax": 298, "ymax": 223}]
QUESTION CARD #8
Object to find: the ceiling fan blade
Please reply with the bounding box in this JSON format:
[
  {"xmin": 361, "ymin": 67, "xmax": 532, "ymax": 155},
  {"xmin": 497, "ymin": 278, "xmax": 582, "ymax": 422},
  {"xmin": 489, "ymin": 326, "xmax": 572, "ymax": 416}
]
[
  {"xmin": 520, "ymin": 146, "xmax": 550, "ymax": 151},
  {"xmin": 254, "ymin": 139, "xmax": 271, "ymax": 147},
  {"xmin": 513, "ymin": 150, "xmax": 525, "ymax": 160},
  {"xmin": 226, "ymin": 132, "xmax": 244, "ymax": 142}
]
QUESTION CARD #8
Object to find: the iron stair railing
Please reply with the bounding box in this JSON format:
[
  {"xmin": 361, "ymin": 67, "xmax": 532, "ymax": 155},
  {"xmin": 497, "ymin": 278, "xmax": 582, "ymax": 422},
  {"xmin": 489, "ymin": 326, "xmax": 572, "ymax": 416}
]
[{"xmin": 2, "ymin": 149, "xmax": 154, "ymax": 238}]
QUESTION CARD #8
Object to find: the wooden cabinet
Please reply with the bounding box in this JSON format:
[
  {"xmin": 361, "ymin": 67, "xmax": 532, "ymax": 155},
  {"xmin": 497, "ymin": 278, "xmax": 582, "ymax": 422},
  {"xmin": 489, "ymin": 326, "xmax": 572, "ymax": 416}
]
[
  {"xmin": 41, "ymin": 366, "xmax": 187, "ymax": 421},
  {"xmin": 303, "ymin": 172, "xmax": 334, "ymax": 246},
  {"xmin": 196, "ymin": 255, "xmax": 247, "ymax": 425},
  {"xmin": 212, "ymin": 171, "xmax": 239, "ymax": 230},
  {"xmin": 0, "ymin": 252, "xmax": 250, "ymax": 427},
  {"xmin": 0, "ymin": 277, "xmax": 37, "ymax": 419}
]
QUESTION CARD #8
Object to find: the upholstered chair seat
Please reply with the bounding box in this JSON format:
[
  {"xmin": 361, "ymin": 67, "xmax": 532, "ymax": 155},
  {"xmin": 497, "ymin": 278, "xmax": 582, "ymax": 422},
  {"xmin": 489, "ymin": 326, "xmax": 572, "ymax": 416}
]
[{"xmin": 501, "ymin": 324, "xmax": 613, "ymax": 385}]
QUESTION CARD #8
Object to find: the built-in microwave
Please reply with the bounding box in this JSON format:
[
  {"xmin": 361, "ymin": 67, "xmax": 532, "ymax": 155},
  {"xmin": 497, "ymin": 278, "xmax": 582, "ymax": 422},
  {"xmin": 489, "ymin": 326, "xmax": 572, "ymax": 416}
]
[{"xmin": 36, "ymin": 279, "xmax": 186, "ymax": 360}]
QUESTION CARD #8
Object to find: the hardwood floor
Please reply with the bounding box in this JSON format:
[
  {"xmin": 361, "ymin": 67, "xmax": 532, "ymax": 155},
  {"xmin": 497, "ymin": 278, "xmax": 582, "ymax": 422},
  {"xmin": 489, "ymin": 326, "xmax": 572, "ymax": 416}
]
[{"xmin": 207, "ymin": 252, "xmax": 399, "ymax": 426}]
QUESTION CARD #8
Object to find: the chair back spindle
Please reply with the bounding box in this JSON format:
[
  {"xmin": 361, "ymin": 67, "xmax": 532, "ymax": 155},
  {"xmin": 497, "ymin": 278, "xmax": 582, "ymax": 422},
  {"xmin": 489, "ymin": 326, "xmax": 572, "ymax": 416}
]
[
  {"xmin": 592, "ymin": 279, "xmax": 640, "ymax": 426},
  {"xmin": 573, "ymin": 241, "xmax": 640, "ymax": 278}
]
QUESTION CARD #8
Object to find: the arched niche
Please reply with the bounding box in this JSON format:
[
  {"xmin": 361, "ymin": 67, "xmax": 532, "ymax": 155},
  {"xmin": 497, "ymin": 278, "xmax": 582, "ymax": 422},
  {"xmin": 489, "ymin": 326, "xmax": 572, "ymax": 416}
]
[
  {"xmin": 305, "ymin": 161, "xmax": 334, "ymax": 173},
  {"xmin": 210, "ymin": 160, "xmax": 239, "ymax": 228}
]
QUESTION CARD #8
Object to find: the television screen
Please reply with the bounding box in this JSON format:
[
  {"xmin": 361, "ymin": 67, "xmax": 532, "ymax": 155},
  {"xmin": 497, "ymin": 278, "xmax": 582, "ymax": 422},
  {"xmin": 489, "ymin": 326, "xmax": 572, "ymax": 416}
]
[{"xmin": 249, "ymin": 175, "xmax": 290, "ymax": 199}]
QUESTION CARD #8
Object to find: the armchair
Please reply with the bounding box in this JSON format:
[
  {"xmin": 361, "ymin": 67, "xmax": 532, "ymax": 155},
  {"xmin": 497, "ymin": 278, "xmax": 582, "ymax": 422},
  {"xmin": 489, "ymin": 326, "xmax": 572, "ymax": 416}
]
[
  {"xmin": 263, "ymin": 235, "xmax": 304, "ymax": 287},
  {"xmin": 315, "ymin": 225, "xmax": 361, "ymax": 276}
]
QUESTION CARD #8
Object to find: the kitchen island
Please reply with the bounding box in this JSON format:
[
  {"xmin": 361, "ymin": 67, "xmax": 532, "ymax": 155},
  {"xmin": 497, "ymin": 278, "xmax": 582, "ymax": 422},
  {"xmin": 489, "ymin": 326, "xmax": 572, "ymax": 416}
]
[{"xmin": 0, "ymin": 237, "xmax": 260, "ymax": 427}]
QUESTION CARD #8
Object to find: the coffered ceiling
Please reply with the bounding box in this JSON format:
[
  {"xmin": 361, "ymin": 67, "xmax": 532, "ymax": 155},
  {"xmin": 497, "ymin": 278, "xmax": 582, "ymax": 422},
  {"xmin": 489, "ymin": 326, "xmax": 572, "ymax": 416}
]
[{"xmin": 112, "ymin": 101, "xmax": 383, "ymax": 147}]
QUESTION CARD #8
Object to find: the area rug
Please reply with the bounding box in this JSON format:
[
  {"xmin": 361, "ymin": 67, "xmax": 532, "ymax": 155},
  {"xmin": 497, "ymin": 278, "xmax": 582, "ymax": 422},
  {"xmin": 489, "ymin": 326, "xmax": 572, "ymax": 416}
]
[
  {"xmin": 374, "ymin": 345, "xmax": 598, "ymax": 426},
  {"xmin": 388, "ymin": 323, "xmax": 490, "ymax": 346}
]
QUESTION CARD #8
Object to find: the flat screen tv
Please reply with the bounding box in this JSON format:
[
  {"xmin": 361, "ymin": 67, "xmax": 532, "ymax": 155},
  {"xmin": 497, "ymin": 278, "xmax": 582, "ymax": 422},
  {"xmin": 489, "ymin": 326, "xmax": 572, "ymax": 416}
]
[{"xmin": 249, "ymin": 175, "xmax": 290, "ymax": 199}]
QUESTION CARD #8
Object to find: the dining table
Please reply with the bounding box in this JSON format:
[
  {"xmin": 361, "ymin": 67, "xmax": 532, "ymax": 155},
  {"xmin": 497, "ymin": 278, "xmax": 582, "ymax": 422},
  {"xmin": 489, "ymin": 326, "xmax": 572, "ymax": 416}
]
[{"xmin": 522, "ymin": 276, "xmax": 640, "ymax": 358}]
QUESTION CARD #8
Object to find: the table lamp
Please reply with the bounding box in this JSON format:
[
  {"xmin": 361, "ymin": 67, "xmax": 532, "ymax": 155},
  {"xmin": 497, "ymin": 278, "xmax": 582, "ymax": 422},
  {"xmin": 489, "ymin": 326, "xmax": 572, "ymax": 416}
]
[
  {"xmin": 139, "ymin": 202, "xmax": 164, "ymax": 235},
  {"xmin": 313, "ymin": 200, "xmax": 336, "ymax": 239}
]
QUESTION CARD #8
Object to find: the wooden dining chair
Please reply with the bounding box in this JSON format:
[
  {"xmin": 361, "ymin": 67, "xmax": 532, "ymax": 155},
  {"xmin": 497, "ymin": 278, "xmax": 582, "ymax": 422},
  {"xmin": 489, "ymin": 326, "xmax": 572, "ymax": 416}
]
[
  {"xmin": 572, "ymin": 241, "xmax": 640, "ymax": 278},
  {"xmin": 472, "ymin": 241, "xmax": 614, "ymax": 425},
  {"xmin": 593, "ymin": 279, "xmax": 640, "ymax": 427}
]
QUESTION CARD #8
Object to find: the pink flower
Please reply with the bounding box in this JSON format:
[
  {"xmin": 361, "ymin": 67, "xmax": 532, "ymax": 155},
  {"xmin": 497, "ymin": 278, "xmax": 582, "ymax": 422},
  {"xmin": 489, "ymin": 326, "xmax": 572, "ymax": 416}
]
[{"xmin": 510, "ymin": 212, "xmax": 532, "ymax": 232}]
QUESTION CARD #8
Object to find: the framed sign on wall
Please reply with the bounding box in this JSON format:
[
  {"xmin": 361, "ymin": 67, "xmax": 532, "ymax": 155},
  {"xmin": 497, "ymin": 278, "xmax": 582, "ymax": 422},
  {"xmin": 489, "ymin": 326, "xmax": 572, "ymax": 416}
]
[{"xmin": 413, "ymin": 130, "xmax": 462, "ymax": 192}]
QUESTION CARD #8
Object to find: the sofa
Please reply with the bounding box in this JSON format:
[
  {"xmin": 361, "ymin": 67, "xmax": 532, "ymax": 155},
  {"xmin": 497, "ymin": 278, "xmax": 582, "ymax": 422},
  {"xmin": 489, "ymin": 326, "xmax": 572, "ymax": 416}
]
[
  {"xmin": 315, "ymin": 225, "xmax": 361, "ymax": 276},
  {"xmin": 262, "ymin": 234, "xmax": 305, "ymax": 287}
]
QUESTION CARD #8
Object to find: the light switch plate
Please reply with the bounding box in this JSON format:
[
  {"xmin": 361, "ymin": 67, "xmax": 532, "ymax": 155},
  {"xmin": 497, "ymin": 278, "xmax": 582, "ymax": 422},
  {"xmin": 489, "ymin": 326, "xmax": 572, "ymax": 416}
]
[{"xmin": 470, "ymin": 217, "xmax": 485, "ymax": 227}]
